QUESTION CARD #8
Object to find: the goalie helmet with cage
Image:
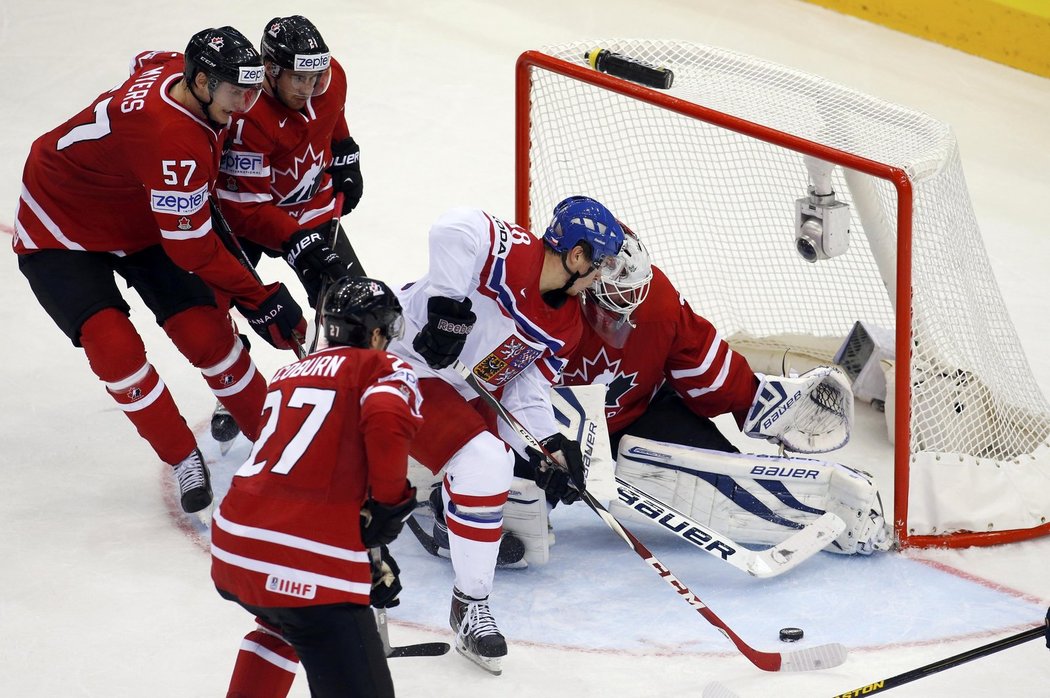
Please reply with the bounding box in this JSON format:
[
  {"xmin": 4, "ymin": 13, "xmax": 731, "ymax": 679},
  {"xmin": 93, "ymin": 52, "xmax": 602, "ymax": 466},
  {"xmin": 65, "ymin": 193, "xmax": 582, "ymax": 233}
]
[
  {"xmin": 322, "ymin": 277, "xmax": 404, "ymax": 349},
  {"xmin": 183, "ymin": 27, "xmax": 264, "ymax": 110},
  {"xmin": 260, "ymin": 15, "xmax": 333, "ymax": 97},
  {"xmin": 542, "ymin": 196, "xmax": 625, "ymax": 265},
  {"xmin": 590, "ymin": 222, "xmax": 653, "ymax": 319}
]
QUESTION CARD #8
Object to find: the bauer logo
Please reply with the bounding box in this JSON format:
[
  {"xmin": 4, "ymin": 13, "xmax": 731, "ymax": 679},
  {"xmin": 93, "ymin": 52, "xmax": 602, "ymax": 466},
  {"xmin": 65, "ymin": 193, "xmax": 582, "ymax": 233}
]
[
  {"xmin": 220, "ymin": 150, "xmax": 266, "ymax": 177},
  {"xmin": 239, "ymin": 66, "xmax": 264, "ymax": 85},
  {"xmin": 626, "ymin": 445, "xmax": 673, "ymax": 460},
  {"xmin": 150, "ymin": 184, "xmax": 208, "ymax": 216},
  {"xmin": 294, "ymin": 53, "xmax": 331, "ymax": 71}
]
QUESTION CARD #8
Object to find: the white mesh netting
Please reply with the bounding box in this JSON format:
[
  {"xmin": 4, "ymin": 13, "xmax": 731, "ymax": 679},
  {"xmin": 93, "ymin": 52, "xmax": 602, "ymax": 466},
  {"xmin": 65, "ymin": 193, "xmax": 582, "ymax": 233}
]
[{"xmin": 525, "ymin": 40, "xmax": 1050, "ymax": 540}]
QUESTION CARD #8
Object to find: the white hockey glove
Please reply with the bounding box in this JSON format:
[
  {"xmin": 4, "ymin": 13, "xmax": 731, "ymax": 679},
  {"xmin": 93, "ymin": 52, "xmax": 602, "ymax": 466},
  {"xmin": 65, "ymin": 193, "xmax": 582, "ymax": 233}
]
[{"xmin": 743, "ymin": 367, "xmax": 854, "ymax": 453}]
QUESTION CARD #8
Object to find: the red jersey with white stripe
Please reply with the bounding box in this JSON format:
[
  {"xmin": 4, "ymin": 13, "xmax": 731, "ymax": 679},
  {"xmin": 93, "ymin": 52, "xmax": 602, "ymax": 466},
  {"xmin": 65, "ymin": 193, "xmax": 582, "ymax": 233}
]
[
  {"xmin": 12, "ymin": 52, "xmax": 268, "ymax": 305},
  {"xmin": 214, "ymin": 59, "xmax": 351, "ymax": 251},
  {"xmin": 562, "ymin": 265, "xmax": 758, "ymax": 433},
  {"xmin": 210, "ymin": 346, "xmax": 422, "ymax": 608},
  {"xmin": 389, "ymin": 207, "xmax": 583, "ymax": 441}
]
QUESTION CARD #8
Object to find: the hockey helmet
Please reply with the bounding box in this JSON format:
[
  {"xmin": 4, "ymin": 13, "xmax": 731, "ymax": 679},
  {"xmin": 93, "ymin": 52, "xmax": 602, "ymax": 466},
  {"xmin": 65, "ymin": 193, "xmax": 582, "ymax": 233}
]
[
  {"xmin": 184, "ymin": 27, "xmax": 264, "ymax": 91},
  {"xmin": 590, "ymin": 222, "xmax": 653, "ymax": 318},
  {"xmin": 322, "ymin": 276, "xmax": 404, "ymax": 349},
  {"xmin": 543, "ymin": 196, "xmax": 625, "ymax": 266},
  {"xmin": 260, "ymin": 16, "xmax": 332, "ymax": 96}
]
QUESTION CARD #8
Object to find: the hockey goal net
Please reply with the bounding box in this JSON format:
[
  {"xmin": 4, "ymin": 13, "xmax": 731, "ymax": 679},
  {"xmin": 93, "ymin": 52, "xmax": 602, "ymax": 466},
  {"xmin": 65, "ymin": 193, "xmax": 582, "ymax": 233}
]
[{"xmin": 517, "ymin": 41, "xmax": 1050, "ymax": 548}]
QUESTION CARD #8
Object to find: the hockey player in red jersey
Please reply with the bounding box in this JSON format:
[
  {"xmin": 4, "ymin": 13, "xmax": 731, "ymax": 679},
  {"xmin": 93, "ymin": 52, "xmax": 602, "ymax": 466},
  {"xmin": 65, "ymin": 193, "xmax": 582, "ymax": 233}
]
[
  {"xmin": 211, "ymin": 276, "xmax": 420, "ymax": 698},
  {"xmin": 210, "ymin": 15, "xmax": 368, "ymax": 445},
  {"xmin": 215, "ymin": 14, "xmax": 367, "ymax": 300},
  {"xmin": 387, "ymin": 197, "xmax": 624, "ymax": 674},
  {"xmin": 12, "ymin": 27, "xmax": 307, "ymax": 513}
]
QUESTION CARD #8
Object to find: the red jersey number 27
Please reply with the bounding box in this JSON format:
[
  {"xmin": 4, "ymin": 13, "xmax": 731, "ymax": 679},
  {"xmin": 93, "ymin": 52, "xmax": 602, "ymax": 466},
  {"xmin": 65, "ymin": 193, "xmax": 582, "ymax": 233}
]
[{"xmin": 235, "ymin": 387, "xmax": 336, "ymax": 478}]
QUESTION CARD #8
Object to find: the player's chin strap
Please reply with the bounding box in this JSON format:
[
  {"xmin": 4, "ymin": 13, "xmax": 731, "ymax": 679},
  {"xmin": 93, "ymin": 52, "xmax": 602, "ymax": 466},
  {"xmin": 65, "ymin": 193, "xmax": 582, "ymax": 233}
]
[
  {"xmin": 186, "ymin": 77, "xmax": 227, "ymax": 131},
  {"xmin": 543, "ymin": 251, "xmax": 591, "ymax": 308}
]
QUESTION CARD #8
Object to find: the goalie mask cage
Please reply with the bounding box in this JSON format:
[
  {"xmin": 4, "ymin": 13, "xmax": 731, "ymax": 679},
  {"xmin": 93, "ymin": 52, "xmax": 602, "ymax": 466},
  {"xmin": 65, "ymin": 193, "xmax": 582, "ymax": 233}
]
[{"xmin": 516, "ymin": 41, "xmax": 1050, "ymax": 549}]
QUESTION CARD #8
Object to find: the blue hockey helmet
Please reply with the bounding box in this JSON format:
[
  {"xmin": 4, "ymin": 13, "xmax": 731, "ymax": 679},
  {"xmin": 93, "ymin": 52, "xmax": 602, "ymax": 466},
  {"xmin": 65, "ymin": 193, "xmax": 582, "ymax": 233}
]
[{"xmin": 542, "ymin": 196, "xmax": 625, "ymax": 264}]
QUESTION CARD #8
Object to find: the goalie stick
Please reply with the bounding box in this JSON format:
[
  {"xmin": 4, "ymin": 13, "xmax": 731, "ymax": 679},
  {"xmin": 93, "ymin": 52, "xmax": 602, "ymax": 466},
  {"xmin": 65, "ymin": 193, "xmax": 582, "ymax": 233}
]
[
  {"xmin": 703, "ymin": 619, "xmax": 1048, "ymax": 697},
  {"xmin": 452, "ymin": 360, "xmax": 847, "ymax": 672},
  {"xmin": 614, "ymin": 476, "xmax": 845, "ymax": 578}
]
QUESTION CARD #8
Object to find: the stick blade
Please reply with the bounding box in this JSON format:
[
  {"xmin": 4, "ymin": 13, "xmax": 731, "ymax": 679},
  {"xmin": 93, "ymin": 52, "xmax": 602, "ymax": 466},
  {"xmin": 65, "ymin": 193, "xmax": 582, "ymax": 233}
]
[
  {"xmin": 778, "ymin": 641, "xmax": 849, "ymax": 672},
  {"xmin": 388, "ymin": 641, "xmax": 451, "ymax": 658},
  {"xmin": 746, "ymin": 512, "xmax": 846, "ymax": 578}
]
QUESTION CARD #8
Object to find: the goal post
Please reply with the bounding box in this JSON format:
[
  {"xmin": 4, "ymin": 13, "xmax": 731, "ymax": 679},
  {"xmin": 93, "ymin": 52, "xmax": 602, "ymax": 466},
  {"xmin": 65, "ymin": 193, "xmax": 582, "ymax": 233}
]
[{"xmin": 515, "ymin": 41, "xmax": 1050, "ymax": 549}]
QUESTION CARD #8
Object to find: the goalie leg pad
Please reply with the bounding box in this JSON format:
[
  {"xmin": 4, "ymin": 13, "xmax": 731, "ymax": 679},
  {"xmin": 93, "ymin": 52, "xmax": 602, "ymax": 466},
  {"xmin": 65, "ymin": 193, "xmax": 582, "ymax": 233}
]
[
  {"xmin": 501, "ymin": 477, "xmax": 552, "ymax": 566},
  {"xmin": 612, "ymin": 435, "xmax": 889, "ymax": 554}
]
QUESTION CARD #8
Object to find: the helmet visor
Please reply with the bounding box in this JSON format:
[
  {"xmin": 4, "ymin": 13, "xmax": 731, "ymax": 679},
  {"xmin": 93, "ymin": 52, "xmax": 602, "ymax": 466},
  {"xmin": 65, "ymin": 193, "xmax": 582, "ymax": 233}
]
[{"xmin": 213, "ymin": 80, "xmax": 262, "ymax": 112}]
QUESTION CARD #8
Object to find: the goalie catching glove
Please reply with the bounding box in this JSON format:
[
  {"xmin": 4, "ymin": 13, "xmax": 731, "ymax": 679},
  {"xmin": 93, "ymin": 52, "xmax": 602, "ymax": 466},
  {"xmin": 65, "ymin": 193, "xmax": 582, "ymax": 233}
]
[
  {"xmin": 743, "ymin": 366, "xmax": 854, "ymax": 453},
  {"xmin": 412, "ymin": 296, "xmax": 476, "ymax": 369},
  {"xmin": 528, "ymin": 433, "xmax": 587, "ymax": 505},
  {"xmin": 283, "ymin": 224, "xmax": 349, "ymax": 308}
]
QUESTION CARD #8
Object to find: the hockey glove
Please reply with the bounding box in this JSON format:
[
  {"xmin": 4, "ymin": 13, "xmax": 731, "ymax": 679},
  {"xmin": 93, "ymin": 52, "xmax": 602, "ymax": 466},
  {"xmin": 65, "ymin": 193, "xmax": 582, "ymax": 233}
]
[
  {"xmin": 369, "ymin": 544, "xmax": 402, "ymax": 609},
  {"xmin": 234, "ymin": 283, "xmax": 307, "ymax": 352},
  {"xmin": 528, "ymin": 433, "xmax": 587, "ymax": 506},
  {"xmin": 283, "ymin": 224, "xmax": 349, "ymax": 308},
  {"xmin": 328, "ymin": 137, "xmax": 363, "ymax": 215},
  {"xmin": 360, "ymin": 485, "xmax": 418, "ymax": 548},
  {"xmin": 411, "ymin": 296, "xmax": 476, "ymax": 369}
]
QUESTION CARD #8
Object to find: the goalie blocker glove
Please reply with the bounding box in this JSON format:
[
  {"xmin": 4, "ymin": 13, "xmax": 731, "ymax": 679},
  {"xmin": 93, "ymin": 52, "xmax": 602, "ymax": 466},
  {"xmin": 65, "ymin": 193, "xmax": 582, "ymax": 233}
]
[
  {"xmin": 412, "ymin": 296, "xmax": 476, "ymax": 369},
  {"xmin": 528, "ymin": 433, "xmax": 587, "ymax": 505},
  {"xmin": 234, "ymin": 283, "xmax": 307, "ymax": 351},
  {"xmin": 328, "ymin": 137, "xmax": 363, "ymax": 215},
  {"xmin": 283, "ymin": 224, "xmax": 349, "ymax": 308},
  {"xmin": 360, "ymin": 485, "xmax": 417, "ymax": 548}
]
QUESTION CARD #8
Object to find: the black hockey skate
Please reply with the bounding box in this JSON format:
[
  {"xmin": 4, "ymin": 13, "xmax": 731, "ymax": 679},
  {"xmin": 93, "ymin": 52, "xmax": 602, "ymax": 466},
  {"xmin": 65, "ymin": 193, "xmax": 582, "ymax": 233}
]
[
  {"xmin": 450, "ymin": 587, "xmax": 507, "ymax": 675},
  {"xmin": 428, "ymin": 486, "xmax": 527, "ymax": 568},
  {"xmin": 173, "ymin": 448, "xmax": 213, "ymax": 513}
]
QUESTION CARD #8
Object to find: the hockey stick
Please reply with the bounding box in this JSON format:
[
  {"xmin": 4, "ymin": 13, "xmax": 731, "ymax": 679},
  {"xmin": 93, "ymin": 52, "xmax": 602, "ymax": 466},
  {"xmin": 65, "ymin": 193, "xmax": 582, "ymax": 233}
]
[
  {"xmin": 306, "ymin": 192, "xmax": 345, "ymax": 354},
  {"xmin": 209, "ymin": 196, "xmax": 306, "ymax": 359},
  {"xmin": 452, "ymin": 360, "xmax": 847, "ymax": 672},
  {"xmin": 368, "ymin": 548, "xmax": 451, "ymax": 659},
  {"xmin": 406, "ymin": 514, "xmax": 442, "ymax": 556},
  {"xmin": 703, "ymin": 620, "xmax": 1048, "ymax": 697},
  {"xmin": 613, "ymin": 476, "xmax": 844, "ymax": 578}
]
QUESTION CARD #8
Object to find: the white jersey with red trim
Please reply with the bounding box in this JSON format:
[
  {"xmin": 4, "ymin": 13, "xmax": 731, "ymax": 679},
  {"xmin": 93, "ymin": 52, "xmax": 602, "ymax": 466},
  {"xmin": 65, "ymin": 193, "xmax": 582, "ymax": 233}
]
[
  {"xmin": 388, "ymin": 207, "xmax": 583, "ymax": 441},
  {"xmin": 214, "ymin": 59, "xmax": 351, "ymax": 251},
  {"xmin": 12, "ymin": 51, "xmax": 269, "ymax": 305}
]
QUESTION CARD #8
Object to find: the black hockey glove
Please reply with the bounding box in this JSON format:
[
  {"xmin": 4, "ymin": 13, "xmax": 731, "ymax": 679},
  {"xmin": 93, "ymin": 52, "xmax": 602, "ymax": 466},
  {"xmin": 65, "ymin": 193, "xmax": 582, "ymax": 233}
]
[
  {"xmin": 369, "ymin": 544, "xmax": 403, "ymax": 609},
  {"xmin": 328, "ymin": 137, "xmax": 363, "ymax": 215},
  {"xmin": 412, "ymin": 296, "xmax": 476, "ymax": 369},
  {"xmin": 282, "ymin": 224, "xmax": 349, "ymax": 308},
  {"xmin": 360, "ymin": 486, "xmax": 418, "ymax": 548},
  {"xmin": 528, "ymin": 433, "xmax": 587, "ymax": 505},
  {"xmin": 234, "ymin": 283, "xmax": 307, "ymax": 352}
]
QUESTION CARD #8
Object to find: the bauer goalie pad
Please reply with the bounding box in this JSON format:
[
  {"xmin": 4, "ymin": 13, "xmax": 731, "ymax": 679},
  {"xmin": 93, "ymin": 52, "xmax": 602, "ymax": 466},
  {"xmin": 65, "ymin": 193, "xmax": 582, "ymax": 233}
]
[
  {"xmin": 743, "ymin": 366, "xmax": 854, "ymax": 453},
  {"xmin": 610, "ymin": 436, "xmax": 890, "ymax": 555}
]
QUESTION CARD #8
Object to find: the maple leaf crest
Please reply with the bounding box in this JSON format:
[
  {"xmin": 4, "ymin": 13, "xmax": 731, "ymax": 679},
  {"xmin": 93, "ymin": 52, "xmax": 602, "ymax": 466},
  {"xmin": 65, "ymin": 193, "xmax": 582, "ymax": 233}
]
[{"xmin": 562, "ymin": 346, "xmax": 638, "ymax": 411}]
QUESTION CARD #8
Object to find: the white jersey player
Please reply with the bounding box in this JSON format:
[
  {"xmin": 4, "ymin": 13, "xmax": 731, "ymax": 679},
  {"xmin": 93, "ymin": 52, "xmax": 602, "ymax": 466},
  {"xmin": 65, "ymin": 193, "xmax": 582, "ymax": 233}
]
[{"xmin": 387, "ymin": 198, "xmax": 624, "ymax": 674}]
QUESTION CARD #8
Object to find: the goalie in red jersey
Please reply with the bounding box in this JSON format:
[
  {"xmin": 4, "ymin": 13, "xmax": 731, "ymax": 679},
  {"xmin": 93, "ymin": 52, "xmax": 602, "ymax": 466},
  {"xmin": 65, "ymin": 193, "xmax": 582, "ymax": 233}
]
[
  {"xmin": 549, "ymin": 224, "xmax": 891, "ymax": 557},
  {"xmin": 211, "ymin": 276, "xmax": 421, "ymax": 698},
  {"xmin": 13, "ymin": 27, "xmax": 306, "ymax": 514}
]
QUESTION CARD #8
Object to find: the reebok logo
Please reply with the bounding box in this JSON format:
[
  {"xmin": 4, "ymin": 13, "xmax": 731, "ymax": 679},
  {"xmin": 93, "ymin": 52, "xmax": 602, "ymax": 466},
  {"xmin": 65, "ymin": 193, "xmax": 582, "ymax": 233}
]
[{"xmin": 436, "ymin": 318, "xmax": 472, "ymax": 335}]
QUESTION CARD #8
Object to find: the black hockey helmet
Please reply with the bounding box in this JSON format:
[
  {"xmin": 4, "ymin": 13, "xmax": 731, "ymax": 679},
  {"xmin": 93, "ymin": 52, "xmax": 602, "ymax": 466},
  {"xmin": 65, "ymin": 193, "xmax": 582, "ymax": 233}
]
[
  {"xmin": 184, "ymin": 26, "xmax": 264, "ymax": 90},
  {"xmin": 322, "ymin": 277, "xmax": 404, "ymax": 349},
  {"xmin": 261, "ymin": 16, "xmax": 331, "ymax": 74}
]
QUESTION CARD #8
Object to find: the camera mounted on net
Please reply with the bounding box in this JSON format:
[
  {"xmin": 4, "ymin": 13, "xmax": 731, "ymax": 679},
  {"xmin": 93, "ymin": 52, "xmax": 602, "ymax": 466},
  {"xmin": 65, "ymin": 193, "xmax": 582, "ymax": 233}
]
[{"xmin": 794, "ymin": 156, "xmax": 851, "ymax": 262}]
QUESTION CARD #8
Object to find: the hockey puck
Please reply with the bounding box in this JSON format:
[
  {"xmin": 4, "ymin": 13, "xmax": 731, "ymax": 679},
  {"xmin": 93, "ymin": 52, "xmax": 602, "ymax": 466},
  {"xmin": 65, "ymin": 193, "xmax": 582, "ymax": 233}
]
[{"xmin": 779, "ymin": 627, "xmax": 804, "ymax": 643}]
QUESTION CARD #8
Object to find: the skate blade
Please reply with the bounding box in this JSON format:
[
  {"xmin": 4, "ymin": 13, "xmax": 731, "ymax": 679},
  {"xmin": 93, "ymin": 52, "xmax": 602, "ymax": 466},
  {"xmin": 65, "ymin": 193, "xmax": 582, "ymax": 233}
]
[{"xmin": 455, "ymin": 642, "xmax": 503, "ymax": 676}]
